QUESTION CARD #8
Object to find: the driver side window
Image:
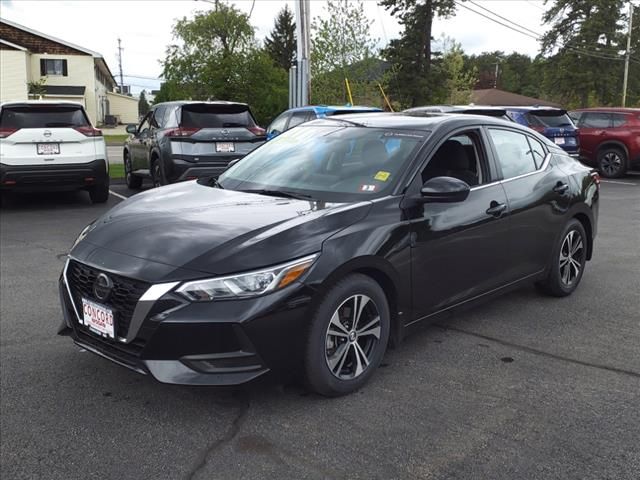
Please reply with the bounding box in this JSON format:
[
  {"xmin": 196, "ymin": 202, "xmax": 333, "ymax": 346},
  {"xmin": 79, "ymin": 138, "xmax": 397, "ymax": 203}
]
[{"xmin": 421, "ymin": 131, "xmax": 487, "ymax": 187}]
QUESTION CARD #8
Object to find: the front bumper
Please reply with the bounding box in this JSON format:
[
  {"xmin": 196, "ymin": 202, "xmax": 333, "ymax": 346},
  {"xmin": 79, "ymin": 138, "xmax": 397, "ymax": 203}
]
[
  {"xmin": 58, "ymin": 258, "xmax": 313, "ymax": 385},
  {"xmin": 0, "ymin": 160, "xmax": 108, "ymax": 192}
]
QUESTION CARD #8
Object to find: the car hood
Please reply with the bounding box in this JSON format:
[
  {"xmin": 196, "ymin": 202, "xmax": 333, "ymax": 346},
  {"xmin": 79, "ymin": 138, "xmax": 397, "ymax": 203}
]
[{"xmin": 72, "ymin": 182, "xmax": 371, "ymax": 280}]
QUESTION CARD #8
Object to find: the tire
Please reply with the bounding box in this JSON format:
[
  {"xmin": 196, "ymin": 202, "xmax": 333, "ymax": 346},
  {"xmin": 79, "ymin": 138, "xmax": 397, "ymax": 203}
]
[
  {"xmin": 124, "ymin": 151, "xmax": 142, "ymax": 189},
  {"xmin": 597, "ymin": 147, "xmax": 627, "ymax": 178},
  {"xmin": 151, "ymin": 158, "xmax": 166, "ymax": 188},
  {"xmin": 536, "ymin": 219, "xmax": 588, "ymax": 297},
  {"xmin": 304, "ymin": 274, "xmax": 390, "ymax": 397},
  {"xmin": 89, "ymin": 179, "xmax": 110, "ymax": 204}
]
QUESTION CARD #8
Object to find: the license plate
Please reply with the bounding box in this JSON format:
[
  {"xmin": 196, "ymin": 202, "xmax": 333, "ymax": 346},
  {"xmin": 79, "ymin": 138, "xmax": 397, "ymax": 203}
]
[
  {"xmin": 216, "ymin": 142, "xmax": 235, "ymax": 153},
  {"xmin": 37, "ymin": 143, "xmax": 60, "ymax": 155},
  {"xmin": 554, "ymin": 137, "xmax": 565, "ymax": 145},
  {"xmin": 81, "ymin": 298, "xmax": 115, "ymax": 339}
]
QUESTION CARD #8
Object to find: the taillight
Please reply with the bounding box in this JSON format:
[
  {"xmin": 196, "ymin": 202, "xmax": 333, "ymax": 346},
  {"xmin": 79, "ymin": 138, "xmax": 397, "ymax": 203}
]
[
  {"xmin": 74, "ymin": 126, "xmax": 102, "ymax": 137},
  {"xmin": 530, "ymin": 126, "xmax": 545, "ymax": 133},
  {"xmin": 247, "ymin": 126, "xmax": 266, "ymax": 136},
  {"xmin": 166, "ymin": 127, "xmax": 200, "ymax": 137},
  {"xmin": 0, "ymin": 127, "xmax": 18, "ymax": 138}
]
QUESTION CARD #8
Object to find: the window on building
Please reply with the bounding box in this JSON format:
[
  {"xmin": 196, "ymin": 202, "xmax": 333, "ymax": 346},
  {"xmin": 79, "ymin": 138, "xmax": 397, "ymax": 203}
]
[{"xmin": 40, "ymin": 59, "xmax": 68, "ymax": 76}]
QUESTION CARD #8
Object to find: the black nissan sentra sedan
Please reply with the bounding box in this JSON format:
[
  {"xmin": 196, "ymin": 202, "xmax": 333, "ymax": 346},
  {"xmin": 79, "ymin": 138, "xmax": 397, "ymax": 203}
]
[{"xmin": 59, "ymin": 113, "xmax": 599, "ymax": 396}]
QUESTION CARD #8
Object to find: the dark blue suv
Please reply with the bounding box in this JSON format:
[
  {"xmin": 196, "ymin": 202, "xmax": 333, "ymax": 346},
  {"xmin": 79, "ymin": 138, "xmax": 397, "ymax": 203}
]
[
  {"xmin": 266, "ymin": 105, "xmax": 383, "ymax": 140},
  {"xmin": 504, "ymin": 107, "xmax": 579, "ymax": 157}
]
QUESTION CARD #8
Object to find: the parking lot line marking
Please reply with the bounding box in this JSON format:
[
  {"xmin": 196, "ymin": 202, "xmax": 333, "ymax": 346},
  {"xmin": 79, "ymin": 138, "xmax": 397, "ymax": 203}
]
[
  {"xmin": 109, "ymin": 190, "xmax": 128, "ymax": 200},
  {"xmin": 600, "ymin": 180, "xmax": 638, "ymax": 186}
]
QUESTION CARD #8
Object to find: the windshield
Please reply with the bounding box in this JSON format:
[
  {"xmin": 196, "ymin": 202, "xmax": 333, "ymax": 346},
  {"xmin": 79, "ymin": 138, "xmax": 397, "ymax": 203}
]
[
  {"xmin": 526, "ymin": 111, "xmax": 575, "ymax": 128},
  {"xmin": 219, "ymin": 124, "xmax": 427, "ymax": 202}
]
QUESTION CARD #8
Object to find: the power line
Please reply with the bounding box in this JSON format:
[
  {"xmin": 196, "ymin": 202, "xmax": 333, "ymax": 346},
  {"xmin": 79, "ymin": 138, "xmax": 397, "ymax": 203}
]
[
  {"xmin": 122, "ymin": 74, "xmax": 163, "ymax": 81},
  {"xmin": 456, "ymin": 0, "xmax": 632, "ymax": 63}
]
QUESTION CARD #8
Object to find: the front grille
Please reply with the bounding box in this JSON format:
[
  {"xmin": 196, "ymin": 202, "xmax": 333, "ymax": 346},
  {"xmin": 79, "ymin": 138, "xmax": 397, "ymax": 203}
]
[{"xmin": 67, "ymin": 260, "xmax": 150, "ymax": 340}]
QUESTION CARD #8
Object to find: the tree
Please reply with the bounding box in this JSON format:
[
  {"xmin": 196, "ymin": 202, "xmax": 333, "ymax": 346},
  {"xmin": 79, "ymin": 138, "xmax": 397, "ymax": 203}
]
[
  {"xmin": 310, "ymin": 0, "xmax": 381, "ymax": 105},
  {"xmin": 138, "ymin": 90, "xmax": 150, "ymax": 116},
  {"xmin": 159, "ymin": 1, "xmax": 288, "ymax": 125},
  {"xmin": 264, "ymin": 5, "xmax": 296, "ymax": 71},
  {"xmin": 439, "ymin": 37, "xmax": 477, "ymax": 104},
  {"xmin": 540, "ymin": 0, "xmax": 627, "ymax": 107},
  {"xmin": 380, "ymin": 0, "xmax": 457, "ymax": 107}
]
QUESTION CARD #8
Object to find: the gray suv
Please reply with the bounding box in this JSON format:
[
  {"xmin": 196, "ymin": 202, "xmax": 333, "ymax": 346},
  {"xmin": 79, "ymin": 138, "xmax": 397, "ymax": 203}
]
[{"xmin": 124, "ymin": 101, "xmax": 266, "ymax": 188}]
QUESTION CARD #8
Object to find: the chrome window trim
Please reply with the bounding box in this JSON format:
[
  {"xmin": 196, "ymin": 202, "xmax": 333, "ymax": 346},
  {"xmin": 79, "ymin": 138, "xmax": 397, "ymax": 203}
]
[
  {"xmin": 62, "ymin": 256, "xmax": 179, "ymax": 344},
  {"xmin": 469, "ymin": 152, "xmax": 551, "ymax": 191}
]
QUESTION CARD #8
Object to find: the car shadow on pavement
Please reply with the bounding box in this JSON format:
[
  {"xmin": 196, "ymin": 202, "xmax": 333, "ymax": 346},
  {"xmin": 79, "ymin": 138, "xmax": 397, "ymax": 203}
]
[{"xmin": 0, "ymin": 190, "xmax": 98, "ymax": 210}]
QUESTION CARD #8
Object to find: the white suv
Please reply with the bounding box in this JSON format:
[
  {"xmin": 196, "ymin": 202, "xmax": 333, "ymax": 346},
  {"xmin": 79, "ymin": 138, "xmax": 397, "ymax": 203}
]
[{"xmin": 0, "ymin": 101, "xmax": 109, "ymax": 203}]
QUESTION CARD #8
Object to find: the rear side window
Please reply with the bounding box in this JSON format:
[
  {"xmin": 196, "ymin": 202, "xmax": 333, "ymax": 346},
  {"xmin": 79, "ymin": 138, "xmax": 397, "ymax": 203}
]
[
  {"xmin": 288, "ymin": 111, "xmax": 313, "ymax": 129},
  {"xmin": 580, "ymin": 113, "xmax": 611, "ymax": 128},
  {"xmin": 611, "ymin": 113, "xmax": 629, "ymax": 128},
  {"xmin": 527, "ymin": 136, "xmax": 546, "ymax": 169},
  {"xmin": 180, "ymin": 104, "xmax": 256, "ymax": 128},
  {"xmin": 488, "ymin": 129, "xmax": 538, "ymax": 179},
  {"xmin": 0, "ymin": 105, "xmax": 89, "ymax": 128}
]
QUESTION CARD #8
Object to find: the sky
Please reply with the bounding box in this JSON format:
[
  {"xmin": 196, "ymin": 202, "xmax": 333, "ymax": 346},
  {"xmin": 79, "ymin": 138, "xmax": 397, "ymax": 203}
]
[{"xmin": 0, "ymin": 0, "xmax": 554, "ymax": 94}]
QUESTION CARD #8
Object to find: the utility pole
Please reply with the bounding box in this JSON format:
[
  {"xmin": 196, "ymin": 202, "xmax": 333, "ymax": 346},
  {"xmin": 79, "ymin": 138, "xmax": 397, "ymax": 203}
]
[
  {"xmin": 117, "ymin": 38, "xmax": 124, "ymax": 94},
  {"xmin": 291, "ymin": 0, "xmax": 310, "ymax": 107},
  {"xmin": 493, "ymin": 62, "xmax": 500, "ymax": 89},
  {"xmin": 622, "ymin": 2, "xmax": 633, "ymax": 107}
]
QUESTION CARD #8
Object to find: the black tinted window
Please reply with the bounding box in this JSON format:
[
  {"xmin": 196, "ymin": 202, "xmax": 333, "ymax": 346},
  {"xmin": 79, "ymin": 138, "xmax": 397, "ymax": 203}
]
[
  {"xmin": 611, "ymin": 113, "xmax": 629, "ymax": 128},
  {"xmin": 581, "ymin": 113, "xmax": 611, "ymax": 128},
  {"xmin": 489, "ymin": 129, "xmax": 537, "ymax": 179},
  {"xmin": 181, "ymin": 104, "xmax": 256, "ymax": 128},
  {"xmin": 0, "ymin": 105, "xmax": 89, "ymax": 128},
  {"xmin": 526, "ymin": 111, "xmax": 574, "ymax": 128}
]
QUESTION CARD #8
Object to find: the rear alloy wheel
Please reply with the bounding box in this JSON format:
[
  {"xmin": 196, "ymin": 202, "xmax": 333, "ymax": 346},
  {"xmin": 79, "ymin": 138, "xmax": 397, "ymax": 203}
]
[
  {"xmin": 305, "ymin": 274, "xmax": 390, "ymax": 396},
  {"xmin": 536, "ymin": 219, "xmax": 587, "ymax": 297},
  {"xmin": 152, "ymin": 160, "xmax": 166, "ymax": 188},
  {"xmin": 124, "ymin": 151, "xmax": 142, "ymax": 189},
  {"xmin": 597, "ymin": 147, "xmax": 627, "ymax": 178}
]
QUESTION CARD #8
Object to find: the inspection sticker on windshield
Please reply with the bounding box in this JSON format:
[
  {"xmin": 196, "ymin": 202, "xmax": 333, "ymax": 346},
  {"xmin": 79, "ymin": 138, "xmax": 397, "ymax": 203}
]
[
  {"xmin": 360, "ymin": 184, "xmax": 377, "ymax": 192},
  {"xmin": 374, "ymin": 171, "xmax": 391, "ymax": 181}
]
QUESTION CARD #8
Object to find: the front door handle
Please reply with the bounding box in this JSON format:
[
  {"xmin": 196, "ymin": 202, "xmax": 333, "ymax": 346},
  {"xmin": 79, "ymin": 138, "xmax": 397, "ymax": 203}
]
[
  {"xmin": 486, "ymin": 201, "xmax": 507, "ymax": 217},
  {"xmin": 553, "ymin": 182, "xmax": 569, "ymax": 194}
]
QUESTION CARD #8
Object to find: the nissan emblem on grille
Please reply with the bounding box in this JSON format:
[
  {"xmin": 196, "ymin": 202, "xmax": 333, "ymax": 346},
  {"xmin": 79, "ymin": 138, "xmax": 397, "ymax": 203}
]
[{"xmin": 93, "ymin": 273, "xmax": 113, "ymax": 301}]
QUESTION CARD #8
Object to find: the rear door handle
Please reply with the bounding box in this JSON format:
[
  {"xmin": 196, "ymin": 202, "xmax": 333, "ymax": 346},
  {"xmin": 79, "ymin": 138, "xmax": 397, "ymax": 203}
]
[
  {"xmin": 486, "ymin": 201, "xmax": 507, "ymax": 217},
  {"xmin": 553, "ymin": 182, "xmax": 569, "ymax": 194}
]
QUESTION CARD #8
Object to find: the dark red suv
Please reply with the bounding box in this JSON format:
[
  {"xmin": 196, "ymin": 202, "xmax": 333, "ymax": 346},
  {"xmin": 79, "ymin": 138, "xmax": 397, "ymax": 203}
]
[{"xmin": 569, "ymin": 108, "xmax": 640, "ymax": 178}]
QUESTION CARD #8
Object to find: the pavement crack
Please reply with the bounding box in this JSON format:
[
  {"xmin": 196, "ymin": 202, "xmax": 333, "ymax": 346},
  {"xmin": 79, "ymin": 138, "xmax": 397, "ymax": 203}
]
[
  {"xmin": 435, "ymin": 324, "xmax": 640, "ymax": 379},
  {"xmin": 184, "ymin": 390, "xmax": 251, "ymax": 480}
]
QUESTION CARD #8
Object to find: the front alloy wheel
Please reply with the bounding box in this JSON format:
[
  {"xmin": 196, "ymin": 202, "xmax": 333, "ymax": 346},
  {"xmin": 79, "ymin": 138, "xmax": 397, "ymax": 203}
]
[
  {"xmin": 305, "ymin": 274, "xmax": 390, "ymax": 396},
  {"xmin": 325, "ymin": 294, "xmax": 382, "ymax": 380}
]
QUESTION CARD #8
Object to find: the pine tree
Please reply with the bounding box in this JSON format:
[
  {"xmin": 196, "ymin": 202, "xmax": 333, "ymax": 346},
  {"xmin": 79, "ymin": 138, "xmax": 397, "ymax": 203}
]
[
  {"xmin": 138, "ymin": 90, "xmax": 150, "ymax": 116},
  {"xmin": 264, "ymin": 5, "xmax": 296, "ymax": 71},
  {"xmin": 380, "ymin": 0, "xmax": 457, "ymax": 107}
]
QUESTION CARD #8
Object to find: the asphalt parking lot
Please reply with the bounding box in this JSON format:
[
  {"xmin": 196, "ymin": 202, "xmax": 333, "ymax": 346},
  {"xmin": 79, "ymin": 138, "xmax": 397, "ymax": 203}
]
[{"xmin": 1, "ymin": 175, "xmax": 639, "ymax": 480}]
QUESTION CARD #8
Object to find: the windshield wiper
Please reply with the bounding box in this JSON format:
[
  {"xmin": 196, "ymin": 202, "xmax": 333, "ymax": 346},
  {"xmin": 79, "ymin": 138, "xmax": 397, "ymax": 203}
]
[
  {"xmin": 241, "ymin": 189, "xmax": 314, "ymax": 201},
  {"xmin": 201, "ymin": 177, "xmax": 224, "ymax": 188}
]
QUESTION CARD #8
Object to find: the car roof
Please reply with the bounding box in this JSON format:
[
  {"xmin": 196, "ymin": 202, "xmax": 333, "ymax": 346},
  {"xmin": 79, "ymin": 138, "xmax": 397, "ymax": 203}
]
[
  {"xmin": 404, "ymin": 105, "xmax": 508, "ymax": 116},
  {"xmin": 151, "ymin": 100, "xmax": 249, "ymax": 108},
  {"xmin": 571, "ymin": 107, "xmax": 640, "ymax": 113},
  {"xmin": 287, "ymin": 105, "xmax": 383, "ymax": 114},
  {"xmin": 502, "ymin": 106, "xmax": 566, "ymax": 112},
  {"xmin": 306, "ymin": 111, "xmax": 528, "ymax": 132}
]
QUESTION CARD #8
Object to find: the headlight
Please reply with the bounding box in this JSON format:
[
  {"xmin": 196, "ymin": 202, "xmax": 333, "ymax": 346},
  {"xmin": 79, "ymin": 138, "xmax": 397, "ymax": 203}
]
[
  {"xmin": 71, "ymin": 222, "xmax": 94, "ymax": 249},
  {"xmin": 176, "ymin": 254, "xmax": 319, "ymax": 302}
]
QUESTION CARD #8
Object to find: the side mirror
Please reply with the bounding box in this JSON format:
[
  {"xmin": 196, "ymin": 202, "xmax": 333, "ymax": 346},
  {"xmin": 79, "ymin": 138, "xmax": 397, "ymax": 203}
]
[
  {"xmin": 419, "ymin": 176, "xmax": 470, "ymax": 203},
  {"xmin": 126, "ymin": 124, "xmax": 137, "ymax": 134}
]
